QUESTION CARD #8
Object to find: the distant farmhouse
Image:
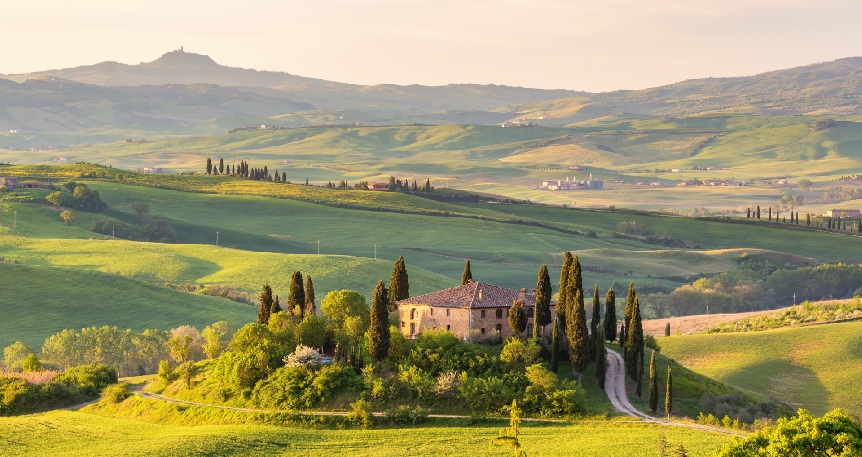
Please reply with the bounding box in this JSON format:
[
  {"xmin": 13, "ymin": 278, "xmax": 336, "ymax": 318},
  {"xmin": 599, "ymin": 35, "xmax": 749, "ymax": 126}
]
[
  {"xmin": 539, "ymin": 173, "xmax": 603, "ymax": 190},
  {"xmin": 369, "ymin": 182, "xmax": 389, "ymax": 191},
  {"xmin": 1, "ymin": 176, "xmax": 20, "ymax": 189},
  {"xmin": 1, "ymin": 177, "xmax": 51, "ymax": 190},
  {"xmin": 396, "ymin": 281, "xmax": 556, "ymax": 339},
  {"xmin": 826, "ymin": 209, "xmax": 861, "ymax": 218}
]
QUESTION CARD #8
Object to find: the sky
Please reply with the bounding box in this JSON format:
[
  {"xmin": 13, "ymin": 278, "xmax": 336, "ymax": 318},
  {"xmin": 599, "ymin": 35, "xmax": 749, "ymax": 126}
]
[{"xmin": 2, "ymin": 0, "xmax": 861, "ymax": 92}]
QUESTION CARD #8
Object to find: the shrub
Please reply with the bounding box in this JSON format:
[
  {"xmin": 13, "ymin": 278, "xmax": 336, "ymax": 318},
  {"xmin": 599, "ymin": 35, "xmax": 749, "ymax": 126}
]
[
  {"xmin": 158, "ymin": 360, "xmax": 179, "ymax": 384},
  {"xmin": 385, "ymin": 405, "xmax": 428, "ymax": 425},
  {"xmin": 213, "ymin": 350, "xmax": 270, "ymax": 389},
  {"xmin": 283, "ymin": 345, "xmax": 325, "ymax": 367},
  {"xmin": 643, "ymin": 335, "xmax": 661, "ymax": 352},
  {"xmin": 3, "ymin": 342, "xmax": 35, "ymax": 372},
  {"xmin": 175, "ymin": 362, "xmax": 200, "ymax": 389},
  {"xmin": 433, "ymin": 371, "xmax": 459, "ymax": 400},
  {"xmin": 348, "ymin": 399, "xmax": 374, "ymax": 428},
  {"xmin": 55, "ymin": 365, "xmax": 118, "ymax": 396},
  {"xmin": 101, "ymin": 382, "xmax": 131, "ymax": 404},
  {"xmin": 404, "ymin": 330, "xmax": 503, "ymax": 378},
  {"xmin": 20, "ymin": 354, "xmax": 42, "ymax": 373},
  {"xmin": 500, "ymin": 338, "xmax": 541, "ymax": 364},
  {"xmin": 252, "ymin": 363, "xmax": 360, "ymax": 410}
]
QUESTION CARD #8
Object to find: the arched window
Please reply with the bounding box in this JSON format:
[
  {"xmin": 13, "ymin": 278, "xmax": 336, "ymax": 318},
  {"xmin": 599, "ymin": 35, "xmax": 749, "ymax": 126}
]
[
  {"xmin": 526, "ymin": 323, "xmax": 533, "ymax": 336},
  {"xmin": 527, "ymin": 308, "xmax": 534, "ymax": 318},
  {"xmin": 495, "ymin": 309, "xmax": 503, "ymax": 319},
  {"xmin": 495, "ymin": 324, "xmax": 502, "ymax": 333},
  {"xmin": 410, "ymin": 308, "xmax": 417, "ymax": 319}
]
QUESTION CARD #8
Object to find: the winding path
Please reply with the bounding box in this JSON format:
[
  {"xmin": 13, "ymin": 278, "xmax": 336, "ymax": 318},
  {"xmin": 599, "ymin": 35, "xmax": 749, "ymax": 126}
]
[{"xmin": 604, "ymin": 348, "xmax": 745, "ymax": 436}]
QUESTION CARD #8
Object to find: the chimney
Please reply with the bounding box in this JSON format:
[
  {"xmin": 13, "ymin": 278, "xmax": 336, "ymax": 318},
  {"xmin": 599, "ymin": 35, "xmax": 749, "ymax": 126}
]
[
  {"xmin": 520, "ymin": 288, "xmax": 527, "ymax": 301},
  {"xmin": 479, "ymin": 289, "xmax": 483, "ymax": 300}
]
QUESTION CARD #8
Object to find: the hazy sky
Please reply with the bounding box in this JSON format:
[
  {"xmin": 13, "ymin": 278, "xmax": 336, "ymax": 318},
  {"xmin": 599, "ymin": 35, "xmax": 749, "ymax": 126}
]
[{"xmin": 3, "ymin": 0, "xmax": 861, "ymax": 92}]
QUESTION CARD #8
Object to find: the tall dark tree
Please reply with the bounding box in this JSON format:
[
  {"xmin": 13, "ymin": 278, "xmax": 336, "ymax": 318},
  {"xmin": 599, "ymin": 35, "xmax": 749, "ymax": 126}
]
[
  {"xmin": 566, "ymin": 289, "xmax": 590, "ymax": 385},
  {"xmin": 624, "ymin": 282, "xmax": 636, "ymax": 332},
  {"xmin": 270, "ymin": 294, "xmax": 283, "ymax": 315},
  {"xmin": 648, "ymin": 350, "xmax": 658, "ymax": 413},
  {"xmin": 590, "ymin": 283, "xmax": 601, "ymax": 361},
  {"xmin": 558, "ymin": 252, "xmax": 574, "ymax": 326},
  {"xmin": 288, "ymin": 271, "xmax": 306, "ymax": 317},
  {"xmin": 282, "ymin": 172, "xmax": 287, "ymax": 183},
  {"xmin": 304, "ymin": 275, "xmax": 316, "ymax": 315},
  {"xmin": 368, "ymin": 280, "xmax": 390, "ymax": 362},
  {"xmin": 389, "ymin": 256, "xmax": 409, "ymax": 312},
  {"xmin": 595, "ymin": 325, "xmax": 607, "ymax": 390},
  {"xmin": 509, "ymin": 300, "xmax": 527, "ymax": 337},
  {"xmin": 807, "ymin": 213, "xmax": 811, "ymax": 226},
  {"xmin": 461, "ymin": 260, "xmax": 473, "ymax": 285},
  {"xmin": 768, "ymin": 207, "xmax": 772, "ymax": 221},
  {"xmin": 604, "ymin": 288, "xmax": 617, "ymax": 342},
  {"xmin": 569, "ymin": 255, "xmax": 583, "ymax": 306},
  {"xmin": 756, "ymin": 205, "xmax": 761, "ymax": 219},
  {"xmin": 550, "ymin": 316, "xmax": 560, "ymax": 373},
  {"xmin": 665, "ymin": 323, "xmax": 671, "ymax": 337},
  {"xmin": 534, "ymin": 264, "xmax": 553, "ymax": 338},
  {"xmin": 636, "ymin": 345, "xmax": 644, "ymax": 398},
  {"xmin": 665, "ymin": 367, "xmax": 673, "ymax": 417},
  {"xmin": 206, "ymin": 157, "xmax": 213, "ymax": 175},
  {"xmin": 619, "ymin": 322, "xmax": 627, "ymax": 359},
  {"xmin": 747, "ymin": 208, "xmax": 750, "ymax": 218},
  {"xmin": 626, "ymin": 295, "xmax": 643, "ymax": 381},
  {"xmin": 218, "ymin": 158, "xmax": 224, "ymax": 174},
  {"xmin": 257, "ymin": 284, "xmax": 274, "ymax": 325}
]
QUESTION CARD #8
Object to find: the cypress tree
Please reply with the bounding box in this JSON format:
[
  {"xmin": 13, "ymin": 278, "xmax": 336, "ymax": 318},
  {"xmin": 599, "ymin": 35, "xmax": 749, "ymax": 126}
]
[
  {"xmin": 624, "ymin": 282, "xmax": 636, "ymax": 331},
  {"xmin": 636, "ymin": 345, "xmax": 644, "ymax": 398},
  {"xmin": 626, "ymin": 296, "xmax": 643, "ymax": 381},
  {"xmin": 665, "ymin": 367, "xmax": 673, "ymax": 417},
  {"xmin": 648, "ymin": 350, "xmax": 658, "ymax": 413},
  {"xmin": 257, "ymin": 284, "xmax": 273, "ymax": 325},
  {"xmin": 566, "ymin": 289, "xmax": 590, "ymax": 385},
  {"xmin": 509, "ymin": 300, "xmax": 527, "ymax": 337},
  {"xmin": 604, "ymin": 288, "xmax": 617, "ymax": 342},
  {"xmin": 550, "ymin": 316, "xmax": 560, "ymax": 373},
  {"xmin": 746, "ymin": 208, "xmax": 750, "ymax": 218},
  {"xmin": 619, "ymin": 322, "xmax": 626, "ymax": 359},
  {"xmin": 665, "ymin": 323, "xmax": 671, "ymax": 337},
  {"xmin": 304, "ymin": 275, "xmax": 316, "ymax": 315},
  {"xmin": 590, "ymin": 283, "xmax": 601, "ymax": 361},
  {"xmin": 768, "ymin": 207, "xmax": 772, "ymax": 221},
  {"xmin": 282, "ymin": 172, "xmax": 287, "ymax": 182},
  {"xmin": 288, "ymin": 271, "xmax": 306, "ymax": 317},
  {"xmin": 218, "ymin": 158, "xmax": 224, "ymax": 174},
  {"xmin": 270, "ymin": 294, "xmax": 283, "ymax": 315},
  {"xmin": 595, "ymin": 325, "xmax": 607, "ymax": 390},
  {"xmin": 756, "ymin": 205, "xmax": 761, "ymax": 219},
  {"xmin": 389, "ymin": 256, "xmax": 409, "ymax": 312},
  {"xmin": 534, "ymin": 264, "xmax": 552, "ymax": 338},
  {"xmin": 206, "ymin": 158, "xmax": 212, "ymax": 175},
  {"xmin": 368, "ymin": 280, "xmax": 390, "ymax": 362},
  {"xmin": 461, "ymin": 260, "xmax": 473, "ymax": 285},
  {"xmin": 558, "ymin": 252, "xmax": 574, "ymax": 326}
]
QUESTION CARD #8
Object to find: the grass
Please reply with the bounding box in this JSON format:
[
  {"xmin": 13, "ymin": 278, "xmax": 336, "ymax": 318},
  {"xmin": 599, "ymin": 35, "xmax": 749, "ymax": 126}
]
[
  {"xmin": 658, "ymin": 321, "xmax": 862, "ymax": 417},
  {"xmin": 0, "ymin": 263, "xmax": 254, "ymax": 349},
  {"xmin": 0, "ymin": 408, "xmax": 733, "ymax": 456}
]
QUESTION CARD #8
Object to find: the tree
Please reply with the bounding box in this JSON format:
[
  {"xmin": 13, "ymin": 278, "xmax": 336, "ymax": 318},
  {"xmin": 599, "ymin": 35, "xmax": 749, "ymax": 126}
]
[
  {"xmin": 508, "ymin": 300, "xmax": 527, "ymax": 336},
  {"xmin": 715, "ymin": 409, "xmax": 862, "ymax": 457},
  {"xmin": 20, "ymin": 353, "xmax": 42, "ymax": 372},
  {"xmin": 176, "ymin": 361, "xmax": 199, "ymax": 388},
  {"xmin": 322, "ymin": 289, "xmax": 370, "ymax": 360},
  {"xmin": 368, "ymin": 280, "xmax": 390, "ymax": 363},
  {"xmin": 46, "ymin": 191, "xmax": 67, "ymax": 208},
  {"xmin": 218, "ymin": 158, "xmax": 224, "ymax": 174},
  {"xmin": 270, "ymin": 295, "xmax": 283, "ymax": 315},
  {"xmin": 206, "ymin": 157, "xmax": 212, "ymax": 175},
  {"xmin": 768, "ymin": 207, "xmax": 772, "ymax": 221},
  {"xmin": 624, "ymin": 282, "xmax": 636, "ymax": 329},
  {"xmin": 288, "ymin": 271, "xmax": 305, "ymax": 317},
  {"xmin": 636, "ymin": 346, "xmax": 644, "ymax": 398},
  {"xmin": 258, "ymin": 284, "xmax": 274, "ymax": 325},
  {"xmin": 167, "ymin": 335, "xmax": 193, "ymax": 363},
  {"xmin": 461, "ymin": 260, "xmax": 473, "ymax": 285},
  {"xmin": 590, "ymin": 283, "xmax": 601, "ymax": 361},
  {"xmin": 798, "ymin": 178, "xmax": 813, "ymax": 190},
  {"xmin": 130, "ymin": 201, "xmax": 150, "ymax": 220},
  {"xmin": 665, "ymin": 323, "xmax": 671, "ymax": 337},
  {"xmin": 595, "ymin": 326, "xmax": 607, "ymax": 390},
  {"xmin": 3, "ymin": 341, "xmax": 35, "ymax": 372},
  {"xmin": 201, "ymin": 321, "xmax": 234, "ymax": 359},
  {"xmin": 491, "ymin": 400, "xmax": 527, "ymax": 457},
  {"xmin": 756, "ymin": 205, "xmax": 761, "ymax": 219},
  {"xmin": 534, "ymin": 264, "xmax": 552, "ymax": 338},
  {"xmin": 626, "ymin": 295, "xmax": 643, "ymax": 381},
  {"xmin": 389, "ymin": 256, "xmax": 409, "ymax": 312},
  {"xmin": 665, "ymin": 367, "xmax": 673, "ymax": 417},
  {"xmin": 550, "ymin": 316, "xmax": 560, "ymax": 373},
  {"xmin": 807, "ymin": 213, "xmax": 811, "ymax": 226},
  {"xmin": 304, "ymin": 275, "xmax": 316, "ymax": 315},
  {"xmin": 566, "ymin": 289, "xmax": 589, "ymax": 384},
  {"xmin": 648, "ymin": 350, "xmax": 658, "ymax": 413},
  {"xmin": 59, "ymin": 210, "xmax": 75, "ymax": 225},
  {"xmin": 604, "ymin": 288, "xmax": 617, "ymax": 342},
  {"xmin": 747, "ymin": 208, "xmax": 751, "ymax": 218},
  {"xmin": 558, "ymin": 252, "xmax": 574, "ymax": 326},
  {"xmin": 619, "ymin": 322, "xmax": 627, "ymax": 359}
]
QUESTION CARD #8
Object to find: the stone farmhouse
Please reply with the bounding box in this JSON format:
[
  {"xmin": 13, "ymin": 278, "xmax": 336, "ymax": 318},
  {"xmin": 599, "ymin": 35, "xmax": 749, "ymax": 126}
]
[{"xmin": 396, "ymin": 280, "xmax": 556, "ymax": 340}]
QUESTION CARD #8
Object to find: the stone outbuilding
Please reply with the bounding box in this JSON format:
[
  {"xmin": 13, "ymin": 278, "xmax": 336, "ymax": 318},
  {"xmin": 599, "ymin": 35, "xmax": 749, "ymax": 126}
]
[{"xmin": 396, "ymin": 280, "xmax": 556, "ymax": 340}]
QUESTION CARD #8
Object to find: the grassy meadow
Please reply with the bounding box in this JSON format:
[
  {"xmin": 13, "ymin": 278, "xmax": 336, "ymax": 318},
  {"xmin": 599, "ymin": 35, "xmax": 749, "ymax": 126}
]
[{"xmin": 659, "ymin": 321, "xmax": 862, "ymax": 417}]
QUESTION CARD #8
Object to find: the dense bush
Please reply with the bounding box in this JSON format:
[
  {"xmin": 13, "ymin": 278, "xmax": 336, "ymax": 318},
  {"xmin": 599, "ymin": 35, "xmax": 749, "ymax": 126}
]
[
  {"xmin": 54, "ymin": 365, "xmax": 118, "ymax": 397},
  {"xmin": 1, "ymin": 364, "xmax": 117, "ymax": 415},
  {"xmin": 251, "ymin": 363, "xmax": 360, "ymax": 410},
  {"xmin": 101, "ymin": 382, "xmax": 131, "ymax": 404},
  {"xmin": 404, "ymin": 330, "xmax": 504, "ymax": 377},
  {"xmin": 92, "ymin": 216, "xmax": 178, "ymax": 243},
  {"xmin": 385, "ymin": 405, "xmax": 429, "ymax": 424},
  {"xmin": 699, "ymin": 392, "xmax": 778, "ymax": 424}
]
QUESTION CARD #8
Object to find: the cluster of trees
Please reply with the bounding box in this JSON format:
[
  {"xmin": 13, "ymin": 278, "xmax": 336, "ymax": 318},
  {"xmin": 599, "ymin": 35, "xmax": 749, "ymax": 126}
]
[
  {"xmin": 205, "ymin": 158, "xmax": 288, "ymax": 183},
  {"xmin": 46, "ymin": 182, "xmax": 108, "ymax": 212},
  {"xmin": 643, "ymin": 263, "xmax": 862, "ymax": 318},
  {"xmin": 92, "ymin": 202, "xmax": 178, "ymax": 243},
  {"xmin": 1, "ymin": 365, "xmax": 118, "ymax": 416}
]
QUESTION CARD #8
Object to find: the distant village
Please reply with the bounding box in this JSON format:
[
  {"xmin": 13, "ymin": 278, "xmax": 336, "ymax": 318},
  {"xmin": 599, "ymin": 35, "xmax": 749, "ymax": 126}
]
[{"xmin": 537, "ymin": 174, "xmax": 603, "ymax": 190}]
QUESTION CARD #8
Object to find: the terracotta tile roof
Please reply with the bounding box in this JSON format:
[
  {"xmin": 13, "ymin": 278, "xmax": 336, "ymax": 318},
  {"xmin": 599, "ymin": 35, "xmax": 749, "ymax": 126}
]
[{"xmin": 397, "ymin": 281, "xmax": 542, "ymax": 309}]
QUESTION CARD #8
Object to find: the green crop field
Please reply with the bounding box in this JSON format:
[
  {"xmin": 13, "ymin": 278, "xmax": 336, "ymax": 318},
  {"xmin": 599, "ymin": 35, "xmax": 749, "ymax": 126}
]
[
  {"xmin": 658, "ymin": 321, "xmax": 862, "ymax": 417},
  {"xmin": 0, "ymin": 263, "xmax": 253, "ymax": 349},
  {"xmin": 0, "ymin": 409, "xmax": 733, "ymax": 457}
]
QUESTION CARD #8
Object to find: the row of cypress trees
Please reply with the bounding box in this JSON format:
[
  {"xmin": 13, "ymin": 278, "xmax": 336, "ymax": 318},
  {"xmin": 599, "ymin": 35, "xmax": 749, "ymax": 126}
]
[
  {"xmin": 205, "ymin": 158, "xmax": 288, "ymax": 183},
  {"xmin": 369, "ymin": 256, "xmax": 411, "ymax": 361},
  {"xmin": 256, "ymin": 272, "xmax": 316, "ymax": 325}
]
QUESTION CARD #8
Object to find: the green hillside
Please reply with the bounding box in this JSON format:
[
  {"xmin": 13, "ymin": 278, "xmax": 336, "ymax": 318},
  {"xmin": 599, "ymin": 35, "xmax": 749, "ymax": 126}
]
[
  {"xmin": 0, "ymin": 263, "xmax": 253, "ymax": 348},
  {"xmin": 659, "ymin": 321, "xmax": 862, "ymax": 417}
]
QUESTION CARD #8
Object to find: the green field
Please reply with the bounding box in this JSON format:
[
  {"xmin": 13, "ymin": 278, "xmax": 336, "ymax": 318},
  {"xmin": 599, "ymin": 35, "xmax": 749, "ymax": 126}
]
[
  {"xmin": 659, "ymin": 321, "xmax": 862, "ymax": 417},
  {"xmin": 0, "ymin": 409, "xmax": 732, "ymax": 457}
]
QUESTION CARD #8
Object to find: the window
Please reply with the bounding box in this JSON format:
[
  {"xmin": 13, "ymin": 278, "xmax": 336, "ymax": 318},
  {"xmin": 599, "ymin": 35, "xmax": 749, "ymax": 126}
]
[
  {"xmin": 410, "ymin": 323, "xmax": 416, "ymax": 335},
  {"xmin": 495, "ymin": 324, "xmax": 502, "ymax": 333},
  {"xmin": 430, "ymin": 308, "xmax": 434, "ymax": 316},
  {"xmin": 446, "ymin": 325, "xmax": 450, "ymax": 331},
  {"xmin": 495, "ymin": 309, "xmax": 503, "ymax": 319},
  {"xmin": 527, "ymin": 324, "xmax": 533, "ymax": 335},
  {"xmin": 481, "ymin": 328, "xmax": 486, "ymax": 335},
  {"xmin": 481, "ymin": 310, "xmax": 486, "ymax": 318},
  {"xmin": 401, "ymin": 321, "xmax": 405, "ymax": 328},
  {"xmin": 446, "ymin": 309, "xmax": 450, "ymax": 317},
  {"xmin": 410, "ymin": 308, "xmax": 417, "ymax": 319},
  {"xmin": 527, "ymin": 308, "xmax": 534, "ymax": 318}
]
